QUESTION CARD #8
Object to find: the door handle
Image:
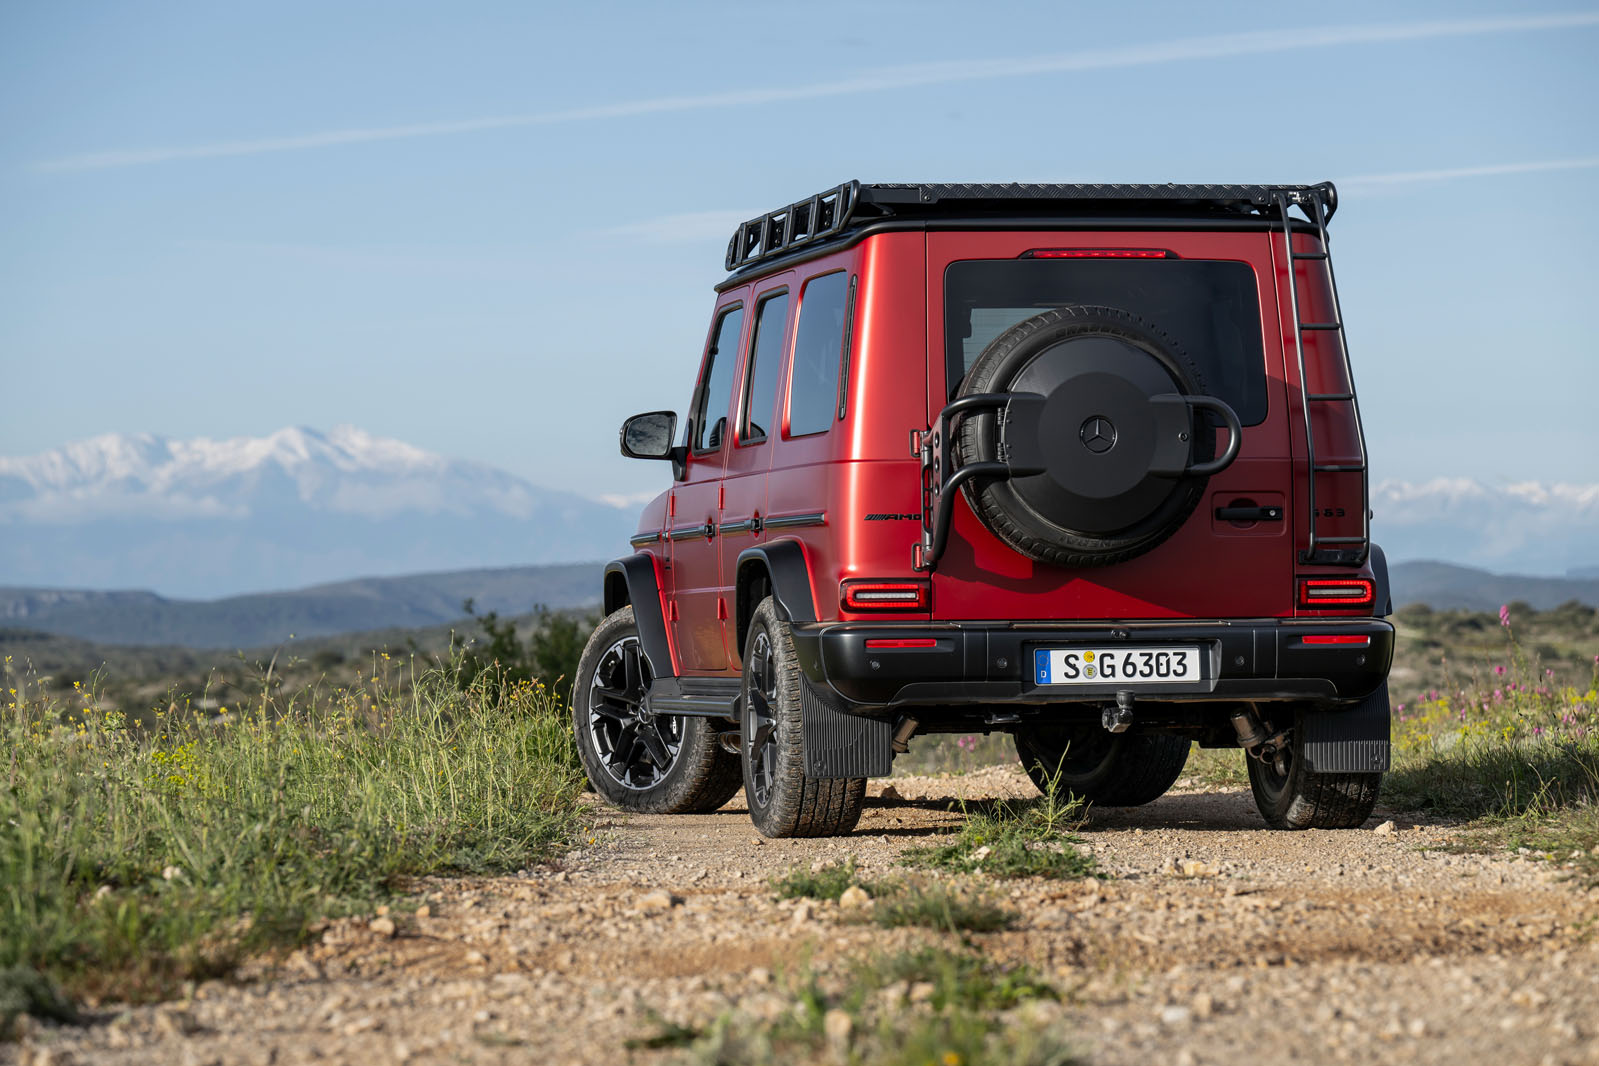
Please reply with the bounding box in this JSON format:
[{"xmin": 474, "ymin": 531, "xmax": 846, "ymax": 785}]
[{"xmin": 1215, "ymin": 505, "xmax": 1282, "ymax": 522}]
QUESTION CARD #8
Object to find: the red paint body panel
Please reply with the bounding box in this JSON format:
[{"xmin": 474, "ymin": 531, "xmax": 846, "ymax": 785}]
[{"xmin": 629, "ymin": 217, "xmax": 1380, "ymax": 678}]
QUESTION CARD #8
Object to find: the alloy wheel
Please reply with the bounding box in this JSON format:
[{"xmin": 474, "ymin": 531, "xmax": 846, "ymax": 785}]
[
  {"xmin": 584, "ymin": 635, "xmax": 682, "ymax": 790},
  {"xmin": 745, "ymin": 629, "xmax": 779, "ymax": 808}
]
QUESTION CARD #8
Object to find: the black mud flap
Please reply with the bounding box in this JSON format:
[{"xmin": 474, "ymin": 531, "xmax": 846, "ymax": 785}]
[
  {"xmin": 1301, "ymin": 681, "xmax": 1391, "ymax": 774},
  {"xmin": 801, "ymin": 676, "xmax": 892, "ymax": 779}
]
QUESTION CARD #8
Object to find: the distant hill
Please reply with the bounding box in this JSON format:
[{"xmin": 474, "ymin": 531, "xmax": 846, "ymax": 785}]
[
  {"xmin": 0, "ymin": 562, "xmax": 602, "ymax": 649},
  {"xmin": 1389, "ymin": 561, "xmax": 1599, "ymax": 612},
  {"xmin": 0, "ymin": 426, "xmax": 640, "ymax": 597}
]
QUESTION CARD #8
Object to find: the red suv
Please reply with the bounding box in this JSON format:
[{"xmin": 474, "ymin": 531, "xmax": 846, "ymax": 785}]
[{"xmin": 574, "ymin": 182, "xmax": 1393, "ymax": 836}]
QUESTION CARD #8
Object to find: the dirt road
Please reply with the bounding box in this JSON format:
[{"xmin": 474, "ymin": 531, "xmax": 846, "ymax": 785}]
[{"xmin": 19, "ymin": 766, "xmax": 1599, "ymax": 1066}]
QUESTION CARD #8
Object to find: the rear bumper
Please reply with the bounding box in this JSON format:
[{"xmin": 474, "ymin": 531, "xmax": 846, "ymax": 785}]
[{"xmin": 789, "ymin": 618, "xmax": 1393, "ymax": 715}]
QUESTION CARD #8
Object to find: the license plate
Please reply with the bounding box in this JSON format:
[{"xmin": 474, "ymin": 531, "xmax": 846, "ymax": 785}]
[{"xmin": 1034, "ymin": 646, "xmax": 1202, "ymax": 685}]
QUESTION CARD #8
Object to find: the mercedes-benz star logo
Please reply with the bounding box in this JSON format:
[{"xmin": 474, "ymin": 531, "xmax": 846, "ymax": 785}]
[{"xmin": 1080, "ymin": 415, "xmax": 1117, "ymax": 454}]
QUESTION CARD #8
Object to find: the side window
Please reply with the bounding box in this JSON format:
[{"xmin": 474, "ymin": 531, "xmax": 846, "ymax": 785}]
[
  {"xmin": 787, "ymin": 271, "xmax": 850, "ymax": 437},
  {"xmin": 739, "ymin": 291, "xmax": 789, "ymax": 443},
  {"xmin": 692, "ymin": 305, "xmax": 744, "ymax": 452}
]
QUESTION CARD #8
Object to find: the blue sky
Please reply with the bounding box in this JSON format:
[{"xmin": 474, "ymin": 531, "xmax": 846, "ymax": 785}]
[{"xmin": 2, "ymin": 1, "xmax": 1596, "ymax": 499}]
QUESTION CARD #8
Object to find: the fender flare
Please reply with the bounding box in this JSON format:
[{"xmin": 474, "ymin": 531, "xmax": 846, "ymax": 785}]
[
  {"xmin": 1369, "ymin": 542, "xmax": 1392, "ymax": 618},
  {"xmin": 602, "ymin": 554, "xmax": 676, "ymax": 678},
  {"xmin": 735, "ymin": 539, "xmax": 818, "ymax": 653}
]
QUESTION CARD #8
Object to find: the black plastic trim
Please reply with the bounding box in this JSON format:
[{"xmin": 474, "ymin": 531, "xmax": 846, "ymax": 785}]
[
  {"xmin": 1369, "ymin": 542, "xmax": 1393, "ymax": 617},
  {"xmin": 788, "ymin": 619, "xmax": 1393, "ymax": 712},
  {"xmin": 602, "ymin": 555, "xmax": 675, "ymax": 679},
  {"xmin": 647, "ymin": 676, "xmax": 740, "ymax": 721},
  {"xmin": 736, "ymin": 540, "xmax": 818, "ymax": 624}
]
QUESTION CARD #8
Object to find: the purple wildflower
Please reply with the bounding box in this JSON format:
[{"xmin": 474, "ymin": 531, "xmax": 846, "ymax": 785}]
[
  {"xmin": 1500, "ymin": 604, "xmax": 1511, "ymax": 627},
  {"xmin": 1494, "ymin": 665, "xmax": 1507, "ymax": 677}
]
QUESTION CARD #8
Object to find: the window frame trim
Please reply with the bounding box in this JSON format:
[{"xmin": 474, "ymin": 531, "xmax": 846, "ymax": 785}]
[
  {"xmin": 689, "ymin": 300, "xmax": 746, "ymax": 457},
  {"xmin": 735, "ymin": 286, "xmax": 791, "ymax": 448},
  {"xmin": 785, "ymin": 268, "xmax": 852, "ymax": 441}
]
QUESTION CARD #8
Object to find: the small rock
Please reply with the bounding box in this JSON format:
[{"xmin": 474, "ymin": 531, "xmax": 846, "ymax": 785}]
[
  {"xmin": 369, "ymin": 917, "xmax": 397, "ymax": 938},
  {"xmin": 1175, "ymin": 1050, "xmax": 1198, "ymax": 1066},
  {"xmin": 637, "ymin": 890, "xmax": 680, "ymax": 912},
  {"xmin": 162, "ymin": 865, "xmax": 184, "ymax": 882},
  {"xmin": 908, "ymin": 982, "xmax": 936, "ymax": 1004},
  {"xmin": 415, "ymin": 905, "xmax": 431, "ymax": 919},
  {"xmin": 342, "ymin": 1015, "xmax": 381, "ymax": 1036},
  {"xmin": 972, "ymin": 845, "xmax": 992, "ymax": 862},
  {"xmin": 879, "ymin": 784, "xmax": 903, "ymax": 801},
  {"xmin": 838, "ymin": 885, "xmax": 873, "ymax": 910},
  {"xmin": 752, "ymin": 836, "xmax": 766, "ymax": 846},
  {"xmin": 792, "ymin": 901, "xmax": 817, "ymax": 924},
  {"xmin": 823, "ymin": 1008, "xmax": 853, "ymax": 1048},
  {"xmin": 1160, "ymin": 1005, "xmax": 1193, "ymax": 1026},
  {"xmin": 1373, "ymin": 820, "xmax": 1396, "ymax": 835},
  {"xmin": 1180, "ymin": 860, "xmax": 1219, "ymax": 878},
  {"xmin": 1192, "ymin": 993, "xmax": 1214, "ymax": 1019},
  {"xmin": 748, "ymin": 967, "xmax": 772, "ymax": 985},
  {"xmin": 464, "ymin": 950, "xmax": 488, "ymax": 965},
  {"xmin": 1407, "ymin": 1018, "xmax": 1427, "ymax": 1037}
]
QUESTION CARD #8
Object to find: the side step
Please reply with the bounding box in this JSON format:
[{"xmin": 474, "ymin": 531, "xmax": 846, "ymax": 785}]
[{"xmin": 645, "ymin": 677, "xmax": 740, "ymax": 720}]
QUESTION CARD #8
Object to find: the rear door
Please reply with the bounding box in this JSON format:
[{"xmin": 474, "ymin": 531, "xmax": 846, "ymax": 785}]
[
  {"xmin": 666, "ymin": 298, "xmax": 745, "ymax": 673},
  {"xmin": 926, "ymin": 229, "xmax": 1295, "ymax": 620}
]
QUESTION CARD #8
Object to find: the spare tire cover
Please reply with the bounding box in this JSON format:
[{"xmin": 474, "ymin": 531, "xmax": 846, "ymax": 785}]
[{"xmin": 953, "ymin": 305, "xmax": 1218, "ymax": 568}]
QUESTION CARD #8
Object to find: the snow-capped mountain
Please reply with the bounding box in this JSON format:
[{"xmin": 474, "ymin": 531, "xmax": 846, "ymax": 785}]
[
  {"xmin": 1, "ymin": 428, "xmax": 1592, "ymax": 598},
  {"xmin": 0, "ymin": 427, "xmax": 638, "ymax": 597},
  {"xmin": 1371, "ymin": 478, "xmax": 1598, "ymax": 576}
]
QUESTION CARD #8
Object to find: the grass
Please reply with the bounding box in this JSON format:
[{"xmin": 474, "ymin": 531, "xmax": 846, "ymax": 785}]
[
  {"xmin": 904, "ymin": 784, "xmax": 1096, "ymax": 881},
  {"xmin": 773, "ymin": 861, "xmax": 1015, "ymax": 934},
  {"xmin": 0, "ymin": 653, "xmax": 585, "ymax": 1022},
  {"xmin": 639, "ymin": 945, "xmax": 1077, "ymax": 1066},
  {"xmin": 771, "ymin": 860, "xmax": 859, "ymax": 902},
  {"xmin": 869, "ymin": 880, "xmax": 1015, "ymax": 933}
]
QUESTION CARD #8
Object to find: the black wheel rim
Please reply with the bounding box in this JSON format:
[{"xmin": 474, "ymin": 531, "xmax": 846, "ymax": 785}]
[
  {"xmin": 585, "ymin": 635, "xmax": 683, "ymax": 790},
  {"xmin": 745, "ymin": 629, "xmax": 778, "ymax": 809}
]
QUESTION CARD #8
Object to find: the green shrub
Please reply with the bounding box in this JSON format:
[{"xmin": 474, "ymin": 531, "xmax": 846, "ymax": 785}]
[{"xmin": 0, "ymin": 657, "xmax": 584, "ymax": 1008}]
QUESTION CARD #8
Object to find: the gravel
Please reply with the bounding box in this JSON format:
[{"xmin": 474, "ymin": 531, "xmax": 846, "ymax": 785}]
[{"xmin": 15, "ymin": 765, "xmax": 1598, "ymax": 1066}]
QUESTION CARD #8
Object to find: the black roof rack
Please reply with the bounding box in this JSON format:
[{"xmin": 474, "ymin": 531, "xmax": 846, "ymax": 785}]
[{"xmin": 724, "ymin": 180, "xmax": 1338, "ymax": 275}]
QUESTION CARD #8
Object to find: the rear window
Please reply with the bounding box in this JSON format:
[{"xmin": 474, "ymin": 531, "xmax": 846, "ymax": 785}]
[{"xmin": 944, "ymin": 259, "xmax": 1268, "ymax": 425}]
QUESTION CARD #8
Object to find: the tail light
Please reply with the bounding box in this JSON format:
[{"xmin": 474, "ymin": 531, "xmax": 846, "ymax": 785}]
[
  {"xmin": 1298, "ymin": 577, "xmax": 1374, "ymax": 609},
  {"xmin": 1300, "ymin": 634, "xmax": 1372, "ymax": 646},
  {"xmin": 841, "ymin": 580, "xmax": 930, "ymax": 612},
  {"xmin": 863, "ymin": 638, "xmax": 939, "ymax": 649}
]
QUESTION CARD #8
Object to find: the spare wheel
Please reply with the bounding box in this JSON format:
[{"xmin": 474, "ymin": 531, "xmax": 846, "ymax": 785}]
[{"xmin": 953, "ymin": 304, "xmax": 1236, "ymax": 568}]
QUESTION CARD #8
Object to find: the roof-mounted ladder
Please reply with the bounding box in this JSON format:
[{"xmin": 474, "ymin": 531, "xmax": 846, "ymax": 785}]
[{"xmin": 1275, "ymin": 188, "xmax": 1370, "ymax": 567}]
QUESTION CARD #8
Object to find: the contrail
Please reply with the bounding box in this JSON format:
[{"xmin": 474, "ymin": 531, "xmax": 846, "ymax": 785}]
[
  {"xmin": 34, "ymin": 11, "xmax": 1599, "ymax": 173},
  {"xmin": 1339, "ymin": 157, "xmax": 1599, "ymax": 185}
]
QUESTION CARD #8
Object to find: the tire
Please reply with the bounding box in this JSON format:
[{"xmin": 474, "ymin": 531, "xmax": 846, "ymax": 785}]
[
  {"xmin": 954, "ymin": 305, "xmax": 1218, "ymax": 567},
  {"xmin": 1013, "ymin": 723, "xmax": 1190, "ymax": 807},
  {"xmin": 571, "ymin": 606, "xmax": 742, "ymax": 814},
  {"xmin": 741, "ymin": 597, "xmax": 866, "ymax": 838},
  {"xmin": 1246, "ymin": 705, "xmax": 1382, "ymax": 830}
]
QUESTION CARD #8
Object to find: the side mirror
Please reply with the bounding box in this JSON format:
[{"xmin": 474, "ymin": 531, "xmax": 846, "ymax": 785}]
[
  {"xmin": 620, "ymin": 411, "xmax": 687, "ymax": 479},
  {"xmin": 620, "ymin": 410, "xmax": 676, "ymax": 459}
]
